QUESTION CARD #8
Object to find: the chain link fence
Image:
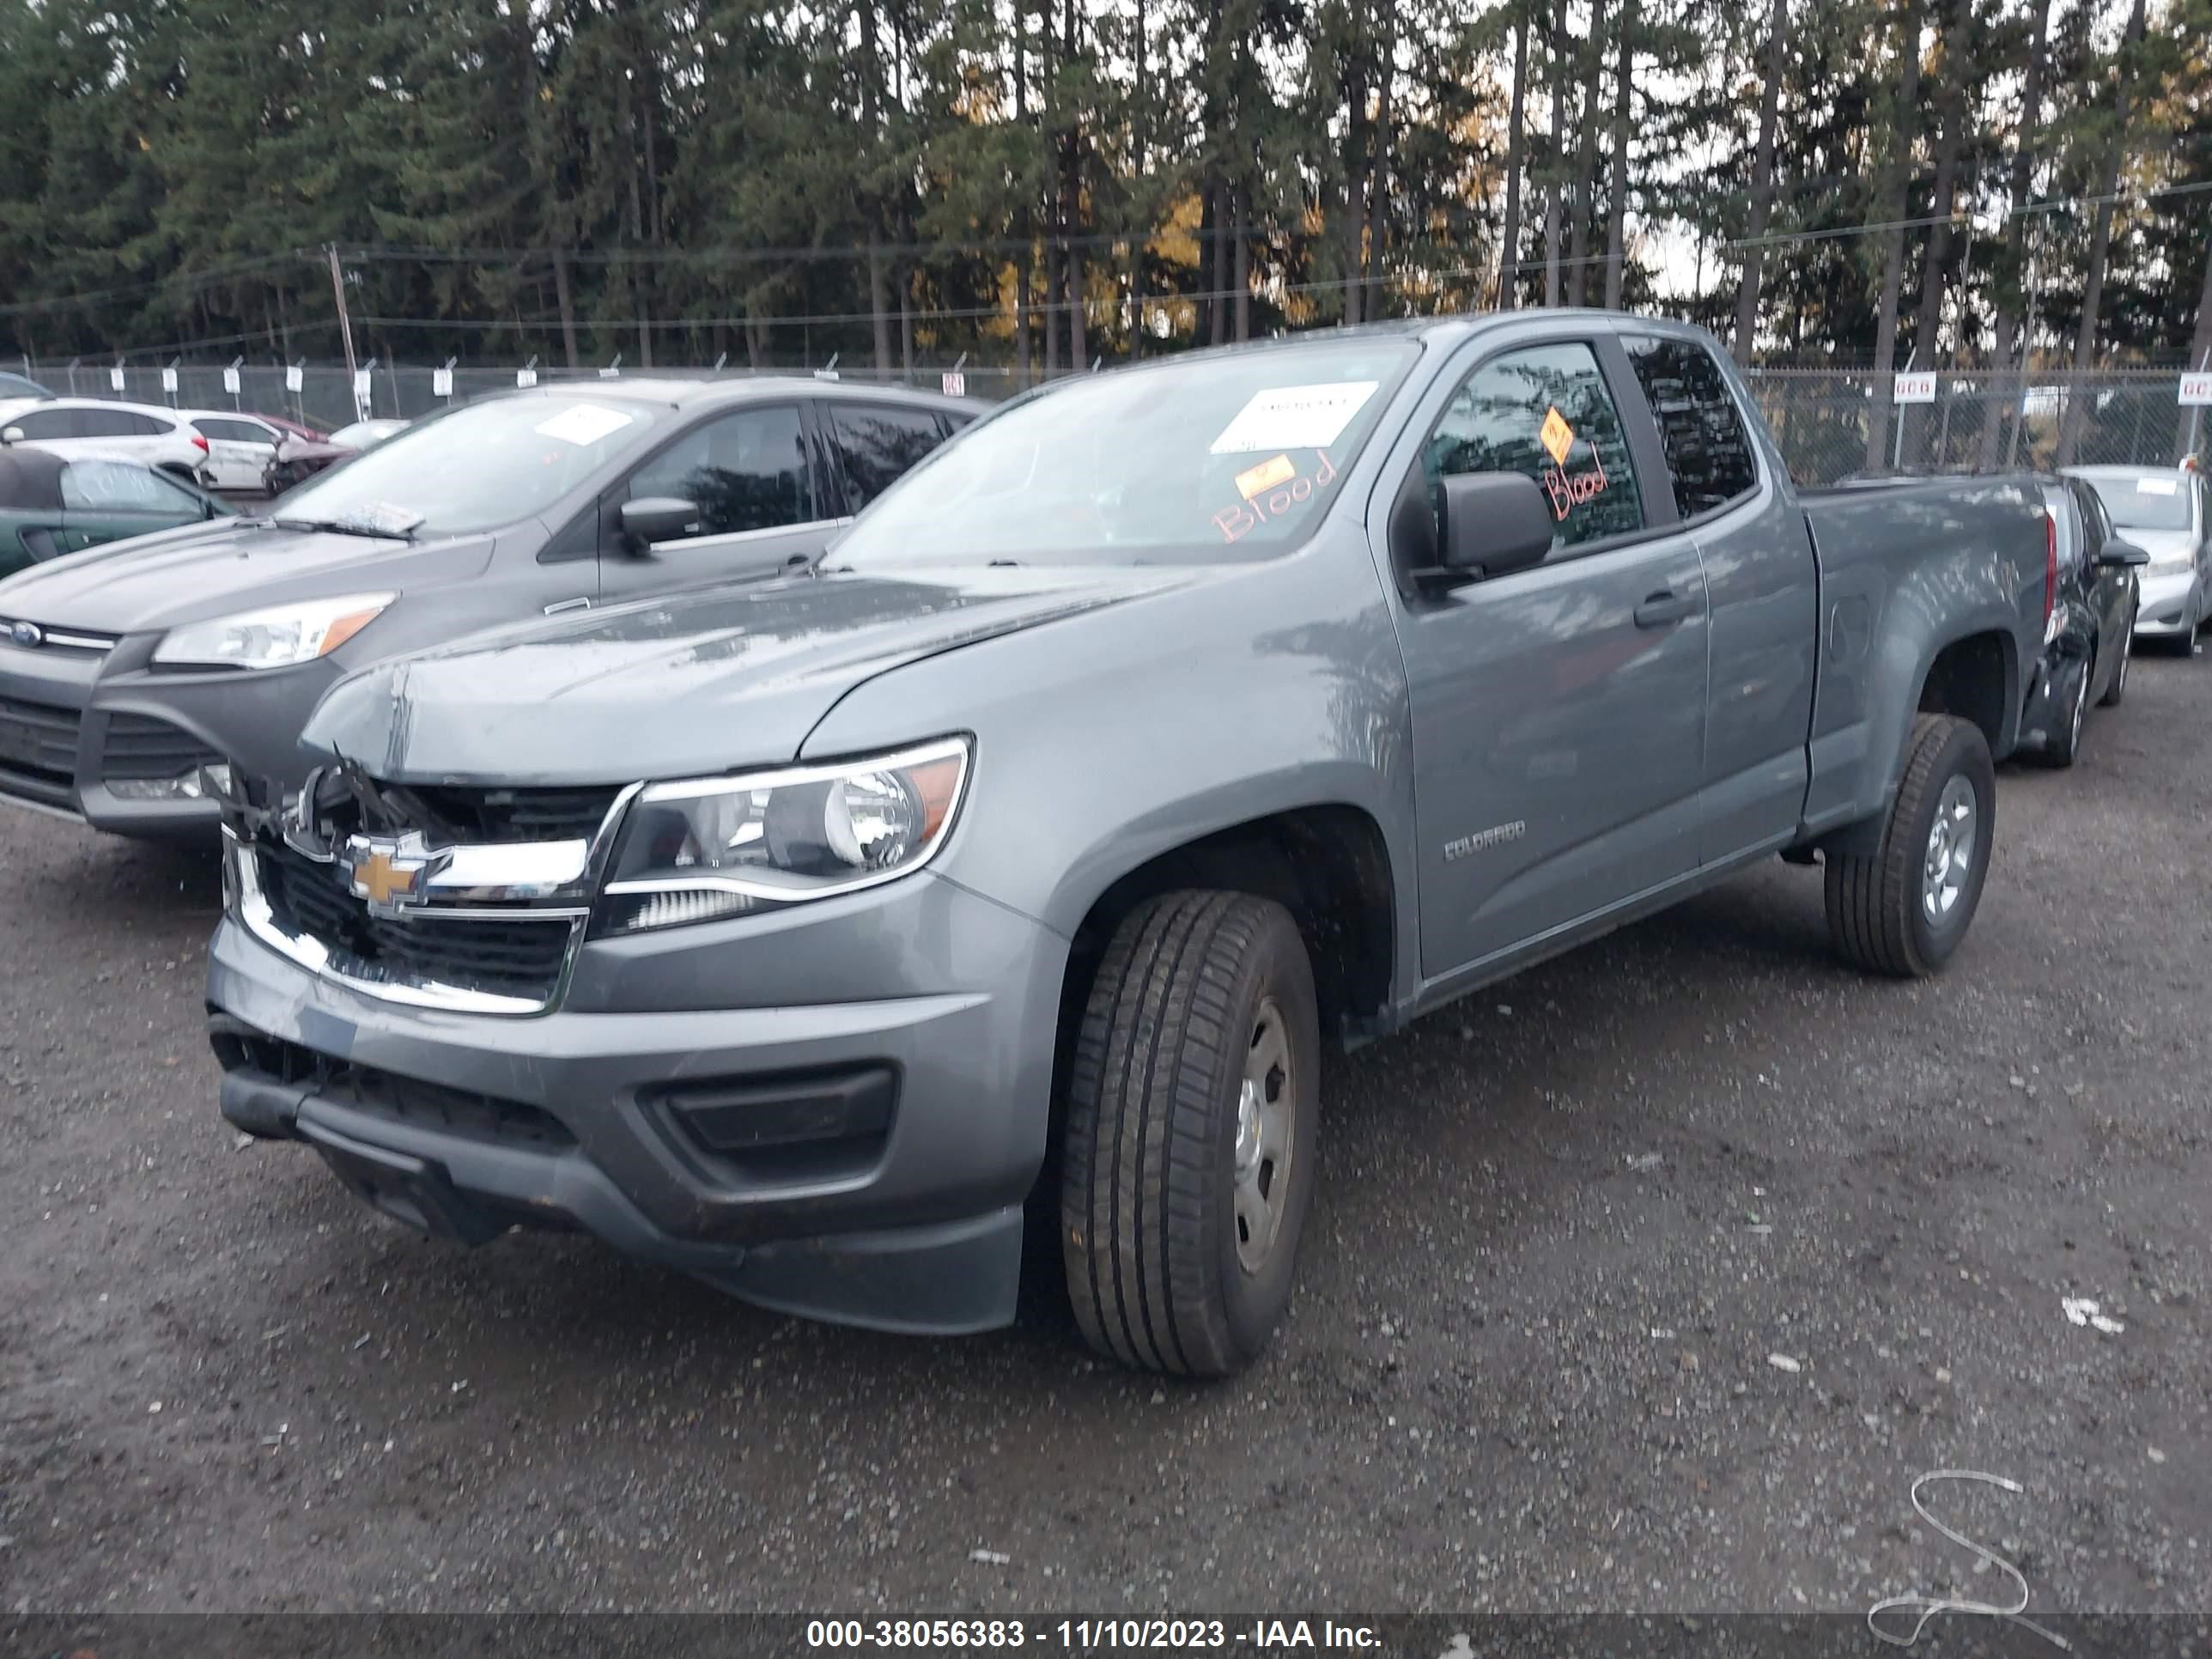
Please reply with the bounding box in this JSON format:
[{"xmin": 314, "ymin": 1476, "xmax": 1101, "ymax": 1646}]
[{"xmin": 19, "ymin": 356, "xmax": 2209, "ymax": 486}]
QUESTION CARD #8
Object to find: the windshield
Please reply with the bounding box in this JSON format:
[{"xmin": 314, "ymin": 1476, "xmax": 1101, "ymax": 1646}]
[
  {"xmin": 2085, "ymin": 473, "xmax": 2195, "ymax": 534},
  {"xmin": 834, "ymin": 338, "xmax": 1420, "ymax": 567},
  {"xmin": 276, "ymin": 396, "xmax": 665, "ymax": 535}
]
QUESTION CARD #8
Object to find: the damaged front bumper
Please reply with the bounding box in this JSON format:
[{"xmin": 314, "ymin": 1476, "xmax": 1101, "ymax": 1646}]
[{"xmin": 205, "ymin": 867, "xmax": 1068, "ymax": 1336}]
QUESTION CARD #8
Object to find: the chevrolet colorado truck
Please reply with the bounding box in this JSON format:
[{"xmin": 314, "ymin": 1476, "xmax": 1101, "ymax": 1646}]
[{"xmin": 207, "ymin": 315, "xmax": 2051, "ymax": 1376}]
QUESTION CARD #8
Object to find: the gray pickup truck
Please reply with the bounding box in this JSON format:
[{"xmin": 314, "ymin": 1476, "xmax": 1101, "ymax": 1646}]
[{"xmin": 207, "ymin": 315, "xmax": 2051, "ymax": 1376}]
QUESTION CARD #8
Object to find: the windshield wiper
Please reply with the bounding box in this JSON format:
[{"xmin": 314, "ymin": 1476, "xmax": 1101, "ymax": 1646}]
[{"xmin": 271, "ymin": 515, "xmax": 419, "ymax": 543}]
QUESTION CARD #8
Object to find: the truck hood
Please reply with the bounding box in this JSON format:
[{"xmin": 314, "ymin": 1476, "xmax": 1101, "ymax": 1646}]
[
  {"xmin": 305, "ymin": 564, "xmax": 1197, "ymax": 785},
  {"xmin": 0, "ymin": 518, "xmax": 497, "ymax": 634}
]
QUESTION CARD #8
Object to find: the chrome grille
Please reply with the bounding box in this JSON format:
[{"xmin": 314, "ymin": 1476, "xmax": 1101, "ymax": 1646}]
[{"xmin": 254, "ymin": 840, "xmax": 578, "ymax": 1007}]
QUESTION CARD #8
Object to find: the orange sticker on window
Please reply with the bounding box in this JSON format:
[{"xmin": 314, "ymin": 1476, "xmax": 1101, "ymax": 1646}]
[
  {"xmin": 1235, "ymin": 453, "xmax": 1297, "ymax": 500},
  {"xmin": 1540, "ymin": 406, "xmax": 1575, "ymax": 466}
]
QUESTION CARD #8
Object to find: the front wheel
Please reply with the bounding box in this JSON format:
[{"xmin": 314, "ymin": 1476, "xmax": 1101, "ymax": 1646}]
[
  {"xmin": 1825, "ymin": 714, "xmax": 1996, "ymax": 977},
  {"xmin": 2099, "ymin": 629, "xmax": 2130, "ymax": 708},
  {"xmin": 1060, "ymin": 891, "xmax": 1321, "ymax": 1376}
]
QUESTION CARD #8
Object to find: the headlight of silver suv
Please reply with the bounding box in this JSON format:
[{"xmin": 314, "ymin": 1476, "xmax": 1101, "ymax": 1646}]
[
  {"xmin": 153, "ymin": 592, "xmax": 395, "ymax": 671},
  {"xmin": 596, "ymin": 737, "xmax": 971, "ymax": 933}
]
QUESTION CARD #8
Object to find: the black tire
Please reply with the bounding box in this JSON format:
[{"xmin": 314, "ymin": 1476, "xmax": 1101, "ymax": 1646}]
[
  {"xmin": 1825, "ymin": 714, "xmax": 1996, "ymax": 978},
  {"xmin": 2098, "ymin": 629, "xmax": 2130, "ymax": 708},
  {"xmin": 2039, "ymin": 655, "xmax": 2089, "ymax": 769},
  {"xmin": 1060, "ymin": 890, "xmax": 1320, "ymax": 1377}
]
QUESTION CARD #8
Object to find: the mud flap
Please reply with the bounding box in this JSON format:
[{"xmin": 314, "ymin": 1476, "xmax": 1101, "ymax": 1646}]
[{"xmin": 298, "ymin": 1118, "xmax": 510, "ymax": 1247}]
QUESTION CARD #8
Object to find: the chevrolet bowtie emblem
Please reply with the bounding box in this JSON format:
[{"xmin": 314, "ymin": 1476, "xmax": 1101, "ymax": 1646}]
[{"xmin": 340, "ymin": 832, "xmax": 452, "ymax": 915}]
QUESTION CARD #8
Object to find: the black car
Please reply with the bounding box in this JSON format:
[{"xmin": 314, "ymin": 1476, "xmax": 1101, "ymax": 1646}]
[{"xmin": 2020, "ymin": 475, "xmax": 2148, "ymax": 767}]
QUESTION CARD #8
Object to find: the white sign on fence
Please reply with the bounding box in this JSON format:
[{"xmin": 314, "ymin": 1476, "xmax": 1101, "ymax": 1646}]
[
  {"xmin": 352, "ymin": 368, "xmax": 372, "ymax": 403},
  {"xmin": 222, "ymin": 366, "xmax": 240, "ymax": 395},
  {"xmin": 109, "ymin": 367, "xmax": 125, "ymax": 392},
  {"xmin": 433, "ymin": 367, "xmax": 453, "ymax": 398},
  {"xmin": 516, "ymin": 368, "xmax": 538, "ymax": 389},
  {"xmin": 285, "ymin": 365, "xmax": 304, "ymax": 392},
  {"xmin": 1893, "ymin": 371, "xmax": 1938, "ymax": 404},
  {"xmin": 813, "ymin": 368, "xmax": 841, "ymax": 382},
  {"xmin": 2181, "ymin": 373, "xmax": 2212, "ymax": 408},
  {"xmin": 160, "ymin": 367, "xmax": 178, "ymax": 393},
  {"xmin": 941, "ymin": 371, "xmax": 966, "ymax": 398}
]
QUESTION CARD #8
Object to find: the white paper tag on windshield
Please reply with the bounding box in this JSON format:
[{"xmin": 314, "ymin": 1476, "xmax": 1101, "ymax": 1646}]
[
  {"xmin": 535, "ymin": 404, "xmax": 634, "ymax": 447},
  {"xmin": 1209, "ymin": 381, "xmax": 1378, "ymax": 454},
  {"xmin": 2136, "ymin": 477, "xmax": 2179, "ymax": 495}
]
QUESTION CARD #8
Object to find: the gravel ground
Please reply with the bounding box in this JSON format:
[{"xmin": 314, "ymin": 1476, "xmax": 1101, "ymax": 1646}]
[{"xmin": 2, "ymin": 656, "xmax": 2207, "ymax": 1620}]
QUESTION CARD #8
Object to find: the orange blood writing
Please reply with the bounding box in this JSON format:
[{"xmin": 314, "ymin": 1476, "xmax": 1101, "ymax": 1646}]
[{"xmin": 1215, "ymin": 450, "xmax": 1338, "ymax": 544}]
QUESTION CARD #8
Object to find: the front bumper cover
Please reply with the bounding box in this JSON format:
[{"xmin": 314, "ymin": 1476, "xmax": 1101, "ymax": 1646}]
[{"xmin": 205, "ymin": 870, "xmax": 1068, "ymax": 1335}]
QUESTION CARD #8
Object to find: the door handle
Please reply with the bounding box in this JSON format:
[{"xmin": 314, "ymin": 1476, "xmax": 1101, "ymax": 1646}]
[
  {"xmin": 1633, "ymin": 589, "xmax": 1698, "ymax": 629},
  {"xmin": 543, "ymin": 596, "xmax": 592, "ymax": 617}
]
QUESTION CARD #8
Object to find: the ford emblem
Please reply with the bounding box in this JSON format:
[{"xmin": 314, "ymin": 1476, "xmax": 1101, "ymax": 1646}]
[{"xmin": 6, "ymin": 620, "xmax": 41, "ymax": 649}]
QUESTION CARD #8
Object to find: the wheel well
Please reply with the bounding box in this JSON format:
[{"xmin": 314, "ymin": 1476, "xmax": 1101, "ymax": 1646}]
[
  {"xmin": 1916, "ymin": 631, "xmax": 2014, "ymax": 751},
  {"xmin": 1060, "ymin": 806, "xmax": 1396, "ymax": 1054}
]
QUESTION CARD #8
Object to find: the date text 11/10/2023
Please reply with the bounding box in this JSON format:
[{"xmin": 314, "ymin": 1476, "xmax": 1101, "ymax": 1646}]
[{"xmin": 805, "ymin": 1618, "xmax": 1384, "ymax": 1650}]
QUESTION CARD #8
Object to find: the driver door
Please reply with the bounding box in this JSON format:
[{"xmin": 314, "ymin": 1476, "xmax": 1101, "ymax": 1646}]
[
  {"xmin": 595, "ymin": 401, "xmax": 842, "ymax": 605},
  {"xmin": 1393, "ymin": 335, "xmax": 1709, "ymax": 982}
]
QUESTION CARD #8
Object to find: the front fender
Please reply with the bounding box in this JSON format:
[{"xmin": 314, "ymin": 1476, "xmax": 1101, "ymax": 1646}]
[{"xmin": 798, "ymin": 534, "xmax": 1422, "ymax": 1005}]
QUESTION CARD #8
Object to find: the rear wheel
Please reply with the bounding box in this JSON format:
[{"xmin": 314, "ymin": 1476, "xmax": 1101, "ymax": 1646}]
[
  {"xmin": 1060, "ymin": 890, "xmax": 1320, "ymax": 1376},
  {"xmin": 1825, "ymin": 714, "xmax": 1996, "ymax": 977},
  {"xmin": 2039, "ymin": 656, "xmax": 2090, "ymax": 768}
]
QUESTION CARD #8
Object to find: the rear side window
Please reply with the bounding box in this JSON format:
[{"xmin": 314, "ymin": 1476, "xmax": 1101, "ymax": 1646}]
[
  {"xmin": 61, "ymin": 459, "xmax": 197, "ymax": 512},
  {"xmin": 195, "ymin": 416, "xmax": 270, "ymax": 443},
  {"xmin": 829, "ymin": 404, "xmax": 947, "ymax": 511},
  {"xmin": 1624, "ymin": 337, "xmax": 1759, "ymax": 519},
  {"xmin": 1422, "ymin": 341, "xmax": 1644, "ymax": 550},
  {"xmin": 9, "ymin": 408, "xmax": 82, "ymax": 440}
]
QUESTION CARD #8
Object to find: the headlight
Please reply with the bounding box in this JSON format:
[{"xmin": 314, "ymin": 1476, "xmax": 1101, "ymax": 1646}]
[
  {"xmin": 2150, "ymin": 555, "xmax": 2195, "ymax": 578},
  {"xmin": 597, "ymin": 737, "xmax": 971, "ymax": 933},
  {"xmin": 153, "ymin": 592, "xmax": 394, "ymax": 670}
]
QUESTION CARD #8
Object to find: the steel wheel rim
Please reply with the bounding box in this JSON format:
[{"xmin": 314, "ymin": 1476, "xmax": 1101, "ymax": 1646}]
[
  {"xmin": 1231, "ymin": 997, "xmax": 1296, "ymax": 1275},
  {"xmin": 1921, "ymin": 774, "xmax": 1978, "ymax": 927}
]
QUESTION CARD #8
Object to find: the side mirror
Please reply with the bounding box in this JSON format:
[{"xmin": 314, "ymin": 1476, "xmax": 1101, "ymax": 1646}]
[
  {"xmin": 2099, "ymin": 538, "xmax": 2150, "ymax": 568},
  {"xmin": 618, "ymin": 495, "xmax": 701, "ymax": 554},
  {"xmin": 0, "ymin": 426, "xmax": 22, "ymax": 446},
  {"xmin": 1428, "ymin": 472, "xmax": 1556, "ymax": 584}
]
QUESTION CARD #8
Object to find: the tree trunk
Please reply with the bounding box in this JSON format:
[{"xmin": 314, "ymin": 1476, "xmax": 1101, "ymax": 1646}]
[
  {"xmin": 1363, "ymin": 12, "xmax": 1395, "ymax": 315},
  {"xmin": 1600, "ymin": 0, "xmax": 1637, "ymax": 309},
  {"xmin": 1198, "ymin": 171, "xmax": 1220, "ymax": 343},
  {"xmin": 1498, "ymin": 0, "xmax": 1529, "ymax": 308},
  {"xmin": 1863, "ymin": 0, "xmax": 1925, "ymax": 472},
  {"xmin": 2055, "ymin": 0, "xmax": 2148, "ymax": 465},
  {"xmin": 1234, "ymin": 183, "xmax": 1251, "ymax": 341},
  {"xmin": 551, "ymin": 247, "xmax": 580, "ymax": 370},
  {"xmin": 1014, "ymin": 4, "xmax": 1032, "ymax": 385},
  {"xmin": 1042, "ymin": 235, "xmax": 1062, "ymax": 376},
  {"xmin": 1977, "ymin": 0, "xmax": 2050, "ymax": 470},
  {"xmin": 1564, "ymin": 0, "xmax": 1610, "ymax": 308},
  {"xmin": 1543, "ymin": 0, "xmax": 1568, "ymax": 306},
  {"xmin": 869, "ymin": 234, "xmax": 893, "ymax": 373},
  {"xmin": 1067, "ymin": 237, "xmax": 1087, "ymax": 367},
  {"xmin": 1731, "ymin": 0, "xmax": 1789, "ymax": 362},
  {"xmin": 1342, "ymin": 31, "xmax": 1369, "ymax": 325},
  {"xmin": 1901, "ymin": 3, "xmax": 1974, "ymax": 457}
]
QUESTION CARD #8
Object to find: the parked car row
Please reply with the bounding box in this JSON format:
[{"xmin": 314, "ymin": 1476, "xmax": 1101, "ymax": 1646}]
[
  {"xmin": 0, "ymin": 393, "xmax": 351, "ymax": 495},
  {"xmin": 1, "ymin": 319, "xmax": 2204, "ymax": 1381}
]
